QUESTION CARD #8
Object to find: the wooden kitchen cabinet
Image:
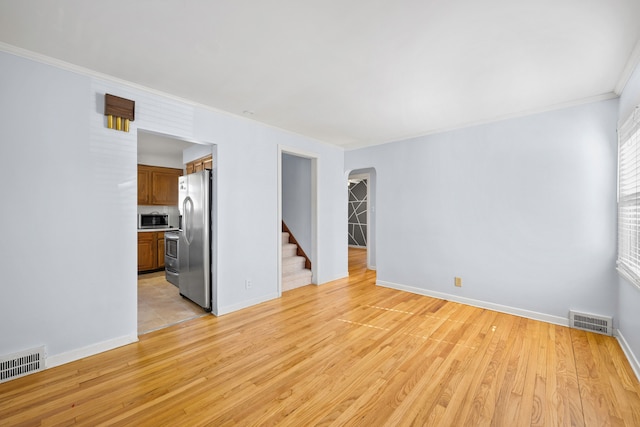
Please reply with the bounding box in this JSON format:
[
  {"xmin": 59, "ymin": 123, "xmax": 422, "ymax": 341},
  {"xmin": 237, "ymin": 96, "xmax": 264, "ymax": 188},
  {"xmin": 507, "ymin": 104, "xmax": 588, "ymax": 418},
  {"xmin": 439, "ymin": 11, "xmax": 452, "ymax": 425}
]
[
  {"xmin": 137, "ymin": 167, "xmax": 151, "ymax": 205},
  {"xmin": 157, "ymin": 233, "xmax": 165, "ymax": 269},
  {"xmin": 138, "ymin": 232, "xmax": 156, "ymax": 272},
  {"xmin": 202, "ymin": 156, "xmax": 213, "ymax": 170},
  {"xmin": 185, "ymin": 155, "xmax": 213, "ymax": 174},
  {"xmin": 138, "ymin": 165, "xmax": 182, "ymax": 206},
  {"xmin": 138, "ymin": 231, "xmax": 166, "ymax": 272},
  {"xmin": 151, "ymin": 169, "xmax": 182, "ymax": 205}
]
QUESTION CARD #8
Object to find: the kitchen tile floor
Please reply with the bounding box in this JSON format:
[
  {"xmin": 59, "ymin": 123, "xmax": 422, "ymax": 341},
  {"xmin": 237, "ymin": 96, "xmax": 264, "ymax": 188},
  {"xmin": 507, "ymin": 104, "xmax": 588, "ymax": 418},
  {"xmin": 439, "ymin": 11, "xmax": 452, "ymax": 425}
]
[{"xmin": 137, "ymin": 271, "xmax": 208, "ymax": 334}]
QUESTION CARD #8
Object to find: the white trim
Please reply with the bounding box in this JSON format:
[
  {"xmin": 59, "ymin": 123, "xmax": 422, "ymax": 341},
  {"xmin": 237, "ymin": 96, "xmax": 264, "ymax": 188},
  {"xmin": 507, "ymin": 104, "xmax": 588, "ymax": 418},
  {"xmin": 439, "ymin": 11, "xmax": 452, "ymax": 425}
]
[
  {"xmin": 277, "ymin": 148, "xmax": 283, "ymax": 296},
  {"xmin": 278, "ymin": 146, "xmax": 320, "ymax": 161},
  {"xmin": 617, "ymin": 107, "xmax": 640, "ymax": 294},
  {"xmin": 615, "ymin": 38, "xmax": 640, "ymax": 95},
  {"xmin": 311, "ymin": 157, "xmax": 318, "ymax": 284},
  {"xmin": 616, "ymin": 329, "xmax": 640, "ymax": 382},
  {"xmin": 617, "ymin": 266, "xmax": 640, "ymax": 292},
  {"xmin": 318, "ymin": 273, "xmax": 350, "ymax": 284},
  {"xmin": 46, "ymin": 334, "xmax": 138, "ymax": 369},
  {"xmin": 0, "ymin": 42, "xmax": 341, "ymax": 151},
  {"xmin": 218, "ymin": 293, "xmax": 280, "ymax": 316},
  {"xmin": 2, "ymin": 43, "xmax": 618, "ymax": 153},
  {"xmin": 278, "ymin": 145, "xmax": 319, "ymax": 292},
  {"xmin": 135, "ymin": 130, "xmax": 220, "ymax": 315},
  {"xmin": 348, "ymin": 173, "xmax": 369, "ymax": 181},
  {"xmin": 376, "ymin": 280, "xmax": 569, "ymax": 327},
  {"xmin": 348, "ymin": 172, "xmax": 372, "ymax": 268},
  {"xmin": 365, "ymin": 173, "xmax": 371, "ymax": 269},
  {"xmin": 343, "ymin": 92, "xmax": 619, "ymax": 151}
]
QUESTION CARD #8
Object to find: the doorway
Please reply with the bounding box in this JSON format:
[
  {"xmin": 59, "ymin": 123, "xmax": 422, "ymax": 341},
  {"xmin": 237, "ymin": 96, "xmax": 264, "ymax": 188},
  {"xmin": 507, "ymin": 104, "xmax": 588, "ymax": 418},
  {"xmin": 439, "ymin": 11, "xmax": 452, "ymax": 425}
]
[
  {"xmin": 278, "ymin": 146, "xmax": 318, "ymax": 294},
  {"xmin": 347, "ymin": 168, "xmax": 376, "ymax": 272},
  {"xmin": 348, "ymin": 174, "xmax": 368, "ymax": 247},
  {"xmin": 136, "ymin": 130, "xmax": 215, "ymax": 334}
]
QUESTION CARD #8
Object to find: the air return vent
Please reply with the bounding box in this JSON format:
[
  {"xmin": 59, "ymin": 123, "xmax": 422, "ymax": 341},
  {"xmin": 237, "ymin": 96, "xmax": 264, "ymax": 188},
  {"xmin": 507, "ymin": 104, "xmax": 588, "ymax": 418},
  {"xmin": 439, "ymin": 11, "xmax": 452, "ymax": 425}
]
[
  {"xmin": 569, "ymin": 311, "xmax": 612, "ymax": 336},
  {"xmin": 0, "ymin": 346, "xmax": 45, "ymax": 383}
]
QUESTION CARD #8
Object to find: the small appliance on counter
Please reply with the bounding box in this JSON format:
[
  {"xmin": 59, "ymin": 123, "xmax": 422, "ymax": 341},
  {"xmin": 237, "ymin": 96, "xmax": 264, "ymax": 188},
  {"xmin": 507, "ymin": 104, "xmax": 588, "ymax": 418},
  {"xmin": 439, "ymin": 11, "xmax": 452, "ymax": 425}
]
[
  {"xmin": 138, "ymin": 213, "xmax": 169, "ymax": 229},
  {"xmin": 164, "ymin": 230, "xmax": 180, "ymax": 287}
]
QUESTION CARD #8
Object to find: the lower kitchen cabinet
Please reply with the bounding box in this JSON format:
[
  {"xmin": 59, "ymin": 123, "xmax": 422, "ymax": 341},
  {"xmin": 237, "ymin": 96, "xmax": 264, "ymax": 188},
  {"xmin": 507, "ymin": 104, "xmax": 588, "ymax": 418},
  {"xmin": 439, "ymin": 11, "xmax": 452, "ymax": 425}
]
[
  {"xmin": 138, "ymin": 231, "xmax": 165, "ymax": 272},
  {"xmin": 157, "ymin": 233, "xmax": 165, "ymax": 269}
]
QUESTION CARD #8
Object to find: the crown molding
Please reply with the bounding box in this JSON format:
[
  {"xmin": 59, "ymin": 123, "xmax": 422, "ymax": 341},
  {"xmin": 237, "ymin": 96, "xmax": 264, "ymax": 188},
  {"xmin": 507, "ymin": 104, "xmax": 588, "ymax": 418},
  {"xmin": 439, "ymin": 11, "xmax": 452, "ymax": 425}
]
[
  {"xmin": 344, "ymin": 92, "xmax": 619, "ymax": 151},
  {"xmin": 0, "ymin": 41, "xmax": 169, "ymax": 96},
  {"xmin": 615, "ymin": 38, "xmax": 640, "ymax": 95},
  {"xmin": 0, "ymin": 42, "xmax": 342, "ymax": 150},
  {"xmin": 1, "ymin": 41, "xmax": 623, "ymax": 152}
]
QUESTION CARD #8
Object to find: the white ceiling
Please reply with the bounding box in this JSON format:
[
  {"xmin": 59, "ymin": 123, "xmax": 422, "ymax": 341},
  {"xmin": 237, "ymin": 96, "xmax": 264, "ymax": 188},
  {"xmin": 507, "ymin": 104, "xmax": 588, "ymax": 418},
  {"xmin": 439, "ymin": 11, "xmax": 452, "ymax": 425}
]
[
  {"xmin": 138, "ymin": 131, "xmax": 194, "ymax": 160},
  {"xmin": 1, "ymin": 0, "xmax": 639, "ymax": 149}
]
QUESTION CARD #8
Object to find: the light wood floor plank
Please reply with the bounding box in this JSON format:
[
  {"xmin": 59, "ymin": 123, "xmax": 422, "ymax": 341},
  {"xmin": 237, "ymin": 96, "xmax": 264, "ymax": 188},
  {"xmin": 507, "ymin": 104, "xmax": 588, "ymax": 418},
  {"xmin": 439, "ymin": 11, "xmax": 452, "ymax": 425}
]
[
  {"xmin": 554, "ymin": 324, "xmax": 585, "ymax": 427},
  {"xmin": 573, "ymin": 328, "xmax": 624, "ymax": 426},
  {"xmin": 406, "ymin": 310, "xmax": 501, "ymax": 426},
  {"xmin": 1, "ymin": 248, "xmax": 639, "ymax": 425}
]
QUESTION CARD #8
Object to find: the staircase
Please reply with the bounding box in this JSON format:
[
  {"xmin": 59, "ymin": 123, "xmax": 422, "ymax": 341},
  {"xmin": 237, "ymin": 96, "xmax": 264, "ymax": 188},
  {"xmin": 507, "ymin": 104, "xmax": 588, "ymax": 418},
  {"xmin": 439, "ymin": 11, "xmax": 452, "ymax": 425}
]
[{"xmin": 281, "ymin": 231, "xmax": 312, "ymax": 291}]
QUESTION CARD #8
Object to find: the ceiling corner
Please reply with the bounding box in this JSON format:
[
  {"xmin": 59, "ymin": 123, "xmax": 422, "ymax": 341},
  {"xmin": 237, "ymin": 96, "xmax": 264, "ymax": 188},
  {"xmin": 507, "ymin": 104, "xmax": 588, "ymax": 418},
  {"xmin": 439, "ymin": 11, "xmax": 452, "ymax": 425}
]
[{"xmin": 615, "ymin": 38, "xmax": 640, "ymax": 96}]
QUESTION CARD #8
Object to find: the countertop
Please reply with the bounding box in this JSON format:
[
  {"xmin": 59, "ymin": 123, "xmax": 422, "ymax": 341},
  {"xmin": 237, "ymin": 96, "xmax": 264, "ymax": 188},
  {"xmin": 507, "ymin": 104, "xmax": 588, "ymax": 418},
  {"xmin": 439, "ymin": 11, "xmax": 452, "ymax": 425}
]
[{"xmin": 137, "ymin": 227, "xmax": 179, "ymax": 233}]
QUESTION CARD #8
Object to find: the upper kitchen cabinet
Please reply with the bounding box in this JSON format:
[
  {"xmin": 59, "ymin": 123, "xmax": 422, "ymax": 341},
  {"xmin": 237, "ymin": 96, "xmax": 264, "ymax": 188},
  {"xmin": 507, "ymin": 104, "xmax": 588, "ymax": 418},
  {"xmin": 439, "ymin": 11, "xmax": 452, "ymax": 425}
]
[
  {"xmin": 137, "ymin": 166, "xmax": 151, "ymax": 205},
  {"xmin": 138, "ymin": 165, "xmax": 183, "ymax": 206},
  {"xmin": 151, "ymin": 168, "xmax": 182, "ymax": 205},
  {"xmin": 186, "ymin": 155, "xmax": 213, "ymax": 174}
]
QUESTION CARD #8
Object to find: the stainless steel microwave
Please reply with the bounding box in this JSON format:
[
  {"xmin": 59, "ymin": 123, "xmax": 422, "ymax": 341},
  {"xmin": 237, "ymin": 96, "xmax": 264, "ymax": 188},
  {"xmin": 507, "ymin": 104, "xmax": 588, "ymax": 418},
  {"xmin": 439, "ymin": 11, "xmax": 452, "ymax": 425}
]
[{"xmin": 138, "ymin": 213, "xmax": 169, "ymax": 229}]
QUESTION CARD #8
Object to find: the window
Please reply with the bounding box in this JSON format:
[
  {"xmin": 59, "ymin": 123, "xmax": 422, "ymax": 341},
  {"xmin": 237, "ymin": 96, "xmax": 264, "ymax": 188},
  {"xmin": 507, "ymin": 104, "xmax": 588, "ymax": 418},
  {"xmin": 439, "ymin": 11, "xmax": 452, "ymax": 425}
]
[{"xmin": 618, "ymin": 106, "xmax": 640, "ymax": 287}]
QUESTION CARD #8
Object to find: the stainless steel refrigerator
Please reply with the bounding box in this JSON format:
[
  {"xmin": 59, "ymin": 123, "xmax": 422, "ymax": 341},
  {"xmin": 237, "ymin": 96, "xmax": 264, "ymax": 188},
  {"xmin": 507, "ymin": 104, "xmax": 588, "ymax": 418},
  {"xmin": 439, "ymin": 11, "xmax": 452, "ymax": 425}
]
[{"xmin": 178, "ymin": 170, "xmax": 212, "ymax": 311}]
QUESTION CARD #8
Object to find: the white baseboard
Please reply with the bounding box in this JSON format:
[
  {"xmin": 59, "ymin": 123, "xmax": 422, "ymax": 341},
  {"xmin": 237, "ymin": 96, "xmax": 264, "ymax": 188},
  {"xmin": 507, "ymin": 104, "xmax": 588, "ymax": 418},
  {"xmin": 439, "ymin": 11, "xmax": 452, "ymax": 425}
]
[
  {"xmin": 218, "ymin": 274, "xmax": 350, "ymax": 315},
  {"xmin": 46, "ymin": 334, "xmax": 138, "ymax": 369},
  {"xmin": 378, "ymin": 280, "xmax": 640, "ymax": 382},
  {"xmin": 218, "ymin": 292, "xmax": 279, "ymax": 316},
  {"xmin": 376, "ymin": 280, "xmax": 569, "ymax": 327},
  {"xmin": 617, "ymin": 329, "xmax": 640, "ymax": 382},
  {"xmin": 320, "ymin": 273, "xmax": 349, "ymax": 283}
]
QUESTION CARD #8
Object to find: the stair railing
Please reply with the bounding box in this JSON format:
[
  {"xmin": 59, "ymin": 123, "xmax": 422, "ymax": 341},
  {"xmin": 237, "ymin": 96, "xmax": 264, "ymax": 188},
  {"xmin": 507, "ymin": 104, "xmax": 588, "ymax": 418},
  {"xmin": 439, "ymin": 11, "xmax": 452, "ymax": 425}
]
[{"xmin": 282, "ymin": 221, "xmax": 312, "ymax": 270}]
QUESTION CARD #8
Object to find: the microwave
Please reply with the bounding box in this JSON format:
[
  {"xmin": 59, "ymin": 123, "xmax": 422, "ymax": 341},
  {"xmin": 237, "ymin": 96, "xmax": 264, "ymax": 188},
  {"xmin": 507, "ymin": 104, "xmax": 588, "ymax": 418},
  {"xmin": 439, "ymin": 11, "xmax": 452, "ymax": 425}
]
[{"xmin": 138, "ymin": 213, "xmax": 169, "ymax": 229}]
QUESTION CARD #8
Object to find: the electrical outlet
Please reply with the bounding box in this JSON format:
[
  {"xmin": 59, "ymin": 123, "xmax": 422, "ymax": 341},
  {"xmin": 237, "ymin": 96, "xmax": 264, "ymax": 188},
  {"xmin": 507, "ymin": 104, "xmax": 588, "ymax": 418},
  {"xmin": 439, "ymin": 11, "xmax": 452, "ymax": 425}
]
[
  {"xmin": 245, "ymin": 279, "xmax": 252, "ymax": 290},
  {"xmin": 454, "ymin": 277, "xmax": 462, "ymax": 287}
]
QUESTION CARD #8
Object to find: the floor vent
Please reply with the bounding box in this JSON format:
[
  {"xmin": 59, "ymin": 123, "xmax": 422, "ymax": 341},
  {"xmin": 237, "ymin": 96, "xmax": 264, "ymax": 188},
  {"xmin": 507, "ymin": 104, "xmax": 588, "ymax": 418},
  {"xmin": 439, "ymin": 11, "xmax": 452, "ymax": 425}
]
[
  {"xmin": 0, "ymin": 346, "xmax": 45, "ymax": 383},
  {"xmin": 569, "ymin": 311, "xmax": 612, "ymax": 336}
]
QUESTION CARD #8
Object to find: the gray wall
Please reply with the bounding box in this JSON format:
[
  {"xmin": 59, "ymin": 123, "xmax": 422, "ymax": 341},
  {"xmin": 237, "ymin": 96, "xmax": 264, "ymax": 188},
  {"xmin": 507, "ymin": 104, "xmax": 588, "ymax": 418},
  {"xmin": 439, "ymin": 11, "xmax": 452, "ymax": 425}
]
[
  {"xmin": 282, "ymin": 153, "xmax": 312, "ymax": 257},
  {"xmin": 346, "ymin": 99, "xmax": 619, "ymax": 326},
  {"xmin": 349, "ymin": 168, "xmax": 377, "ymax": 269},
  {"xmin": 348, "ymin": 178, "xmax": 368, "ymax": 247}
]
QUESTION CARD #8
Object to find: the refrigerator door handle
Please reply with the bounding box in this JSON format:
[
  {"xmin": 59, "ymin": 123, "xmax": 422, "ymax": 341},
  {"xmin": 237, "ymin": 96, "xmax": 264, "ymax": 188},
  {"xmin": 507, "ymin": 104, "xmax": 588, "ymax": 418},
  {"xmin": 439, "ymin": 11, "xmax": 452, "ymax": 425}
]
[{"xmin": 183, "ymin": 196, "xmax": 194, "ymax": 245}]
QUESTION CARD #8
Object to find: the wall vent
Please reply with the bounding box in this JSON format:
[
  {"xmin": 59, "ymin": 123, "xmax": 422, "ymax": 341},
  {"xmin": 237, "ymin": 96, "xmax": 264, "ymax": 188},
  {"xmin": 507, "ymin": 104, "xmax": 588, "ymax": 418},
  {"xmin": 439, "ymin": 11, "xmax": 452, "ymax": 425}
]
[
  {"xmin": 569, "ymin": 311, "xmax": 612, "ymax": 336},
  {"xmin": 0, "ymin": 346, "xmax": 45, "ymax": 383}
]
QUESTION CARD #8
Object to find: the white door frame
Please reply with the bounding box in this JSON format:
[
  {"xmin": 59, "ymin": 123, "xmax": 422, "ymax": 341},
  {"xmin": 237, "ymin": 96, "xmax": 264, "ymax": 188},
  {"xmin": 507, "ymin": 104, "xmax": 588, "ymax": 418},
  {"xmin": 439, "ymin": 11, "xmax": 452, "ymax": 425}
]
[
  {"xmin": 348, "ymin": 172, "xmax": 370, "ymax": 249},
  {"xmin": 347, "ymin": 170, "xmax": 375, "ymax": 270},
  {"xmin": 136, "ymin": 129, "xmax": 219, "ymax": 316},
  {"xmin": 277, "ymin": 145, "xmax": 318, "ymax": 295}
]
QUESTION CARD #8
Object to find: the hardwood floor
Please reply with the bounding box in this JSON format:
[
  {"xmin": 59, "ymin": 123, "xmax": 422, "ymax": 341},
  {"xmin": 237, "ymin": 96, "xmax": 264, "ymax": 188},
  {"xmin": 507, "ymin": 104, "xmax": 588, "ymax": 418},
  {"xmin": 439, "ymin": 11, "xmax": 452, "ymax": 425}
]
[{"xmin": 2, "ymin": 248, "xmax": 639, "ymax": 425}]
